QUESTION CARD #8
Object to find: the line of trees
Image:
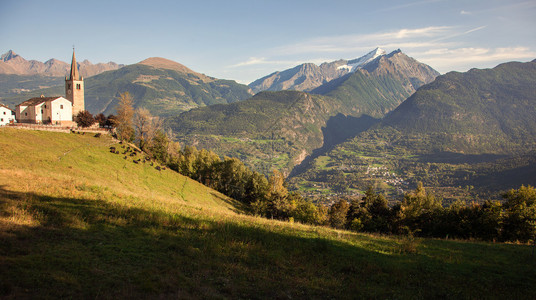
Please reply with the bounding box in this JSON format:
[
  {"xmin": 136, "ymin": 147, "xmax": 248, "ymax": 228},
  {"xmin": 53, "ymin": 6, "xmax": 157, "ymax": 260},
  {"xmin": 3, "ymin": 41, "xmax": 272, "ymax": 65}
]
[
  {"xmin": 111, "ymin": 92, "xmax": 536, "ymax": 243},
  {"xmin": 328, "ymin": 183, "xmax": 536, "ymax": 243}
]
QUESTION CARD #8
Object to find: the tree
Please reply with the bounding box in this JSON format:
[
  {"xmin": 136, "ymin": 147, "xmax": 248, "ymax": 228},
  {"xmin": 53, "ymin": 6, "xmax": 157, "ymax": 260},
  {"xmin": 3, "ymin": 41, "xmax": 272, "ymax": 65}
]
[
  {"xmin": 105, "ymin": 114, "xmax": 116, "ymax": 128},
  {"xmin": 345, "ymin": 187, "xmax": 391, "ymax": 233},
  {"xmin": 74, "ymin": 110, "xmax": 95, "ymax": 128},
  {"xmin": 502, "ymin": 185, "xmax": 536, "ymax": 242},
  {"xmin": 244, "ymin": 171, "xmax": 269, "ymax": 205},
  {"xmin": 133, "ymin": 107, "xmax": 162, "ymax": 152},
  {"xmin": 94, "ymin": 113, "xmax": 107, "ymax": 127},
  {"xmin": 292, "ymin": 197, "xmax": 328, "ymax": 225},
  {"xmin": 265, "ymin": 170, "xmax": 290, "ymax": 219},
  {"xmin": 396, "ymin": 182, "xmax": 442, "ymax": 236},
  {"xmin": 363, "ymin": 187, "xmax": 391, "ymax": 233},
  {"xmin": 114, "ymin": 92, "xmax": 135, "ymax": 141},
  {"xmin": 149, "ymin": 130, "xmax": 170, "ymax": 164},
  {"xmin": 328, "ymin": 199, "xmax": 349, "ymax": 229}
]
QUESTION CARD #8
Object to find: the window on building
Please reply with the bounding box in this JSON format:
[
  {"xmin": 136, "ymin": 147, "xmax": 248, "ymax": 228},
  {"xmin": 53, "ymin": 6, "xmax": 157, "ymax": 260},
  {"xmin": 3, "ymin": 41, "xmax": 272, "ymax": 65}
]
[
  {"xmin": 44, "ymin": 105, "xmax": 47, "ymax": 108},
  {"xmin": 76, "ymin": 84, "xmax": 81, "ymax": 90},
  {"xmin": 25, "ymin": 112, "xmax": 28, "ymax": 116},
  {"xmin": 68, "ymin": 83, "xmax": 72, "ymax": 89},
  {"xmin": 60, "ymin": 105, "xmax": 64, "ymax": 109},
  {"xmin": 1, "ymin": 118, "xmax": 3, "ymax": 122},
  {"xmin": 41, "ymin": 109, "xmax": 43, "ymax": 114},
  {"xmin": 2, "ymin": 111, "xmax": 5, "ymax": 115}
]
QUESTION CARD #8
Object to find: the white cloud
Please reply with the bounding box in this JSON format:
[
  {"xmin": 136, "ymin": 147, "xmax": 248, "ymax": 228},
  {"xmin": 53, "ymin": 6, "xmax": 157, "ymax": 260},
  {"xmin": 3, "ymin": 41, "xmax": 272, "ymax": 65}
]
[
  {"xmin": 229, "ymin": 57, "xmax": 270, "ymax": 67},
  {"xmin": 270, "ymin": 26, "xmax": 453, "ymax": 56},
  {"xmin": 464, "ymin": 26, "xmax": 486, "ymax": 34},
  {"xmin": 226, "ymin": 25, "xmax": 535, "ymax": 81},
  {"xmin": 414, "ymin": 47, "xmax": 536, "ymax": 73},
  {"xmin": 460, "ymin": 10, "xmax": 472, "ymax": 15},
  {"xmin": 229, "ymin": 57, "xmax": 328, "ymax": 69}
]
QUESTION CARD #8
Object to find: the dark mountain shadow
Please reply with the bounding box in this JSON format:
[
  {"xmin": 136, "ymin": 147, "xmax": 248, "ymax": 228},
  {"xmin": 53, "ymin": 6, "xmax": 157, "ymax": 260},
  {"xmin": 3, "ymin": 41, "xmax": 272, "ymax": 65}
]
[
  {"xmin": 310, "ymin": 73, "xmax": 352, "ymax": 95},
  {"xmin": 290, "ymin": 113, "xmax": 379, "ymax": 177},
  {"xmin": 472, "ymin": 162, "xmax": 536, "ymax": 191},
  {"xmin": 417, "ymin": 152, "xmax": 508, "ymax": 164}
]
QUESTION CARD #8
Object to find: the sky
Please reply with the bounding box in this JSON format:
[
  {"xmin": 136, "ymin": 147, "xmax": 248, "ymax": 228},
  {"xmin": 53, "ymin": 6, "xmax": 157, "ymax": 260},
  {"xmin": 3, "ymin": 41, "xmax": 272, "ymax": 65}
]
[{"xmin": 2, "ymin": 0, "xmax": 535, "ymax": 84}]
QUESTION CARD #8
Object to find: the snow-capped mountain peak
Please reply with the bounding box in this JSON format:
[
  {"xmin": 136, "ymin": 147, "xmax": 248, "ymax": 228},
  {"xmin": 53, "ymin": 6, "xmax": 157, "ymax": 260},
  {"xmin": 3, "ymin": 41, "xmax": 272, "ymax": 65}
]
[{"xmin": 337, "ymin": 47, "xmax": 387, "ymax": 72}]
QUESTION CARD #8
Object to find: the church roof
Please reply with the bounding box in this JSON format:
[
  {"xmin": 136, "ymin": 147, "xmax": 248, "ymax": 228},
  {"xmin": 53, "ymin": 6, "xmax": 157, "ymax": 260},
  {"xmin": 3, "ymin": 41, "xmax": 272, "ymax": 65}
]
[
  {"xmin": 17, "ymin": 96, "xmax": 64, "ymax": 107},
  {"xmin": 68, "ymin": 49, "xmax": 81, "ymax": 81}
]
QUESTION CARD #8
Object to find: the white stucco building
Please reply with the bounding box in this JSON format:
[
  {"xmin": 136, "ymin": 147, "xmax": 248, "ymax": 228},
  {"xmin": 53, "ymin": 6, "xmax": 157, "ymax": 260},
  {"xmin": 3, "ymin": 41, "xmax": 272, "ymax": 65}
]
[
  {"xmin": 0, "ymin": 104, "xmax": 16, "ymax": 125},
  {"xmin": 16, "ymin": 96, "xmax": 73, "ymax": 126},
  {"xmin": 14, "ymin": 49, "xmax": 84, "ymax": 127}
]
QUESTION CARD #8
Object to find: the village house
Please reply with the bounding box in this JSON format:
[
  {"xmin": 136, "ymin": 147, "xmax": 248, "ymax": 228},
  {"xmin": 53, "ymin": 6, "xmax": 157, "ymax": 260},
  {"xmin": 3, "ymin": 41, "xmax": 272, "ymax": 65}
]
[
  {"xmin": 16, "ymin": 96, "xmax": 73, "ymax": 125},
  {"xmin": 15, "ymin": 49, "xmax": 84, "ymax": 126},
  {"xmin": 0, "ymin": 104, "xmax": 16, "ymax": 125}
]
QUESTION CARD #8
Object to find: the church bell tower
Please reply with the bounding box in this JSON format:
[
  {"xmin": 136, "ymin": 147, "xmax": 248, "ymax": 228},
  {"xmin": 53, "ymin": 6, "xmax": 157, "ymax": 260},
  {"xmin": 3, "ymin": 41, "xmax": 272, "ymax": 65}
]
[{"xmin": 65, "ymin": 48, "xmax": 85, "ymax": 116}]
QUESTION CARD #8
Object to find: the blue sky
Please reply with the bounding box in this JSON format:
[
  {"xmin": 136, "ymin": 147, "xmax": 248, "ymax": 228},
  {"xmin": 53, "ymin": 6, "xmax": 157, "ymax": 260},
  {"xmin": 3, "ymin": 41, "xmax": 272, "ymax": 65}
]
[{"xmin": 2, "ymin": 0, "xmax": 535, "ymax": 83}]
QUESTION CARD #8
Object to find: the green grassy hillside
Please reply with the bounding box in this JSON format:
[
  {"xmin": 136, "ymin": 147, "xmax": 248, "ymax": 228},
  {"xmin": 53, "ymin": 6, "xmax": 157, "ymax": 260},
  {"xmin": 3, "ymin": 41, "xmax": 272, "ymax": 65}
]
[{"xmin": 1, "ymin": 128, "xmax": 535, "ymax": 299}]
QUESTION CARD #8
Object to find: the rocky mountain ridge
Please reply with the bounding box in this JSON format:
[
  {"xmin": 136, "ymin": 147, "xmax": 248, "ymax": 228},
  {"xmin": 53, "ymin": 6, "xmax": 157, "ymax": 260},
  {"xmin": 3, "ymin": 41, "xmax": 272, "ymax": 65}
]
[
  {"xmin": 0, "ymin": 50, "xmax": 124, "ymax": 78},
  {"xmin": 248, "ymin": 48, "xmax": 390, "ymax": 93},
  {"xmin": 1, "ymin": 56, "xmax": 253, "ymax": 117}
]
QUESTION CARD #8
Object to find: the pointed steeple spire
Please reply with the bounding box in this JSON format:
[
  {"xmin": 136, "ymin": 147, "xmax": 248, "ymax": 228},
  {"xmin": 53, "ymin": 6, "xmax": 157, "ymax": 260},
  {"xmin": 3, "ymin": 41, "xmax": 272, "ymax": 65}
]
[{"xmin": 69, "ymin": 47, "xmax": 80, "ymax": 81}]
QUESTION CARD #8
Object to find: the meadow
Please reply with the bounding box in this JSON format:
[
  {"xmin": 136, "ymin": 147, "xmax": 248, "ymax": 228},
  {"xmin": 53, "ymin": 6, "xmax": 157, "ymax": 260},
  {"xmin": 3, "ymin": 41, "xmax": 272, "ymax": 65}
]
[{"xmin": 0, "ymin": 128, "xmax": 534, "ymax": 299}]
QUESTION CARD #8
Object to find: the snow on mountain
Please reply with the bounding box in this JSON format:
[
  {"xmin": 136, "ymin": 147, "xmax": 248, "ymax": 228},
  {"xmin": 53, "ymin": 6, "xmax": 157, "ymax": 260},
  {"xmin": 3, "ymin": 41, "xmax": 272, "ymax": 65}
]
[{"xmin": 337, "ymin": 47, "xmax": 386, "ymax": 72}]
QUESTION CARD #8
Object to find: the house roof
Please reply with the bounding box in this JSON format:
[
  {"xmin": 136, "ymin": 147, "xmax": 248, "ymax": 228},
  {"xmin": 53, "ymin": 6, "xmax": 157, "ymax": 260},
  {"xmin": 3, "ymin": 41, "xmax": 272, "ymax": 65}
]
[
  {"xmin": 0, "ymin": 104, "xmax": 14, "ymax": 111},
  {"xmin": 17, "ymin": 96, "xmax": 63, "ymax": 107}
]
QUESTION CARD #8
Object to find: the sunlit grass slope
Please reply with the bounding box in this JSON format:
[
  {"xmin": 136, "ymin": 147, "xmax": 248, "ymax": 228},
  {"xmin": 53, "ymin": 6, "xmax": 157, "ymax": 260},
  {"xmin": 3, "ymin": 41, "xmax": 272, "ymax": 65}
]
[
  {"xmin": 0, "ymin": 128, "xmax": 238, "ymax": 213},
  {"xmin": 1, "ymin": 128, "xmax": 535, "ymax": 299}
]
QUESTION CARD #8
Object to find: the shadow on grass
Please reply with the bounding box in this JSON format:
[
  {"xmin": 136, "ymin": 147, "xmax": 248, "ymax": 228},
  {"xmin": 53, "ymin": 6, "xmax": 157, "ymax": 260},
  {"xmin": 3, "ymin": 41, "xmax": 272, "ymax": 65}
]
[
  {"xmin": 1, "ymin": 186, "xmax": 535, "ymax": 299},
  {"xmin": 209, "ymin": 191, "xmax": 249, "ymax": 214}
]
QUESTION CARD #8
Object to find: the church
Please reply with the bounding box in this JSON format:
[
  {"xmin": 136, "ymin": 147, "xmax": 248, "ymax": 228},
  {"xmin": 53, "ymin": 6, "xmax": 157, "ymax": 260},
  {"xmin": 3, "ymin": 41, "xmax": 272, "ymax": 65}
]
[{"xmin": 15, "ymin": 49, "xmax": 85, "ymax": 126}]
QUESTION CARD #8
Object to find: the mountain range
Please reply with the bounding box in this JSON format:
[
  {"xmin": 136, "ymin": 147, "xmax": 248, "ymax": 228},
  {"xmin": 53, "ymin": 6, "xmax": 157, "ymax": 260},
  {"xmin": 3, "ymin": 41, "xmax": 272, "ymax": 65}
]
[
  {"xmin": 249, "ymin": 48, "xmax": 387, "ymax": 93},
  {"xmin": 167, "ymin": 49, "xmax": 439, "ymax": 173},
  {"xmin": 0, "ymin": 54, "xmax": 253, "ymax": 117},
  {"xmin": 291, "ymin": 59, "xmax": 536, "ymax": 201},
  {"xmin": 0, "ymin": 50, "xmax": 123, "ymax": 77},
  {"xmin": 3, "ymin": 47, "xmax": 534, "ymax": 202}
]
